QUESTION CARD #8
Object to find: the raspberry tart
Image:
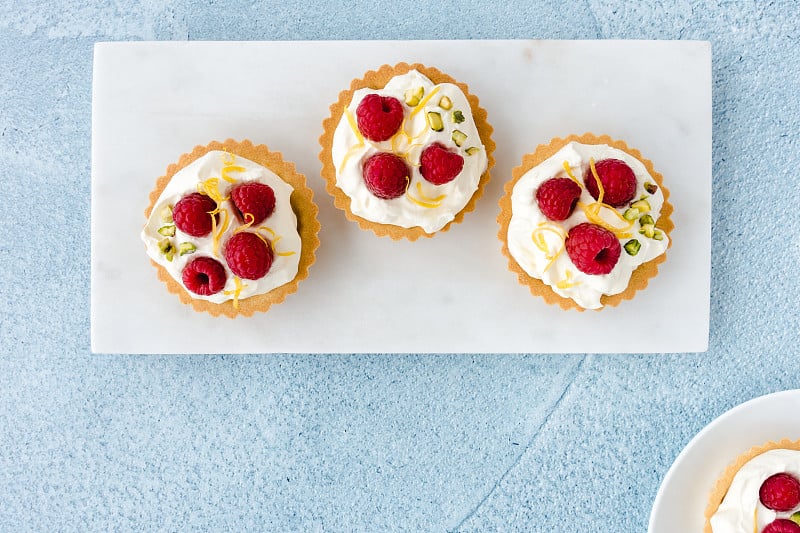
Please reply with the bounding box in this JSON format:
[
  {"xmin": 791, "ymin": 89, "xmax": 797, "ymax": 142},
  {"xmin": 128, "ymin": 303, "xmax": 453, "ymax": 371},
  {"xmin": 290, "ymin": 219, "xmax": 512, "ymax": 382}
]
[
  {"xmin": 706, "ymin": 440, "xmax": 800, "ymax": 533},
  {"xmin": 142, "ymin": 139, "xmax": 320, "ymax": 318},
  {"xmin": 319, "ymin": 63, "xmax": 495, "ymax": 240},
  {"xmin": 497, "ymin": 133, "xmax": 673, "ymax": 311}
]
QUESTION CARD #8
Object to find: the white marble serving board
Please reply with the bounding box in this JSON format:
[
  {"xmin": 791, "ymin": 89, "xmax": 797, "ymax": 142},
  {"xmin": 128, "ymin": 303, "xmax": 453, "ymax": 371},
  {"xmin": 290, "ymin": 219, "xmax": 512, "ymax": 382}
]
[{"xmin": 91, "ymin": 40, "xmax": 711, "ymax": 354}]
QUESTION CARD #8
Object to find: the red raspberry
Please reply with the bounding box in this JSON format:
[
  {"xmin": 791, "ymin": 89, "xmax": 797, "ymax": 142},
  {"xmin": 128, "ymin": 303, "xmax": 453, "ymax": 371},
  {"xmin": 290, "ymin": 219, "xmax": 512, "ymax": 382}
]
[
  {"xmin": 583, "ymin": 158, "xmax": 637, "ymax": 207},
  {"xmin": 565, "ymin": 223, "xmax": 621, "ymax": 275},
  {"xmin": 173, "ymin": 193, "xmax": 218, "ymax": 237},
  {"xmin": 536, "ymin": 177, "xmax": 582, "ymax": 221},
  {"xmin": 419, "ymin": 142, "xmax": 464, "ymax": 185},
  {"xmin": 182, "ymin": 256, "xmax": 227, "ymax": 296},
  {"xmin": 763, "ymin": 519, "xmax": 800, "ymax": 533},
  {"xmin": 362, "ymin": 152, "xmax": 409, "ymax": 199},
  {"xmin": 224, "ymin": 231, "xmax": 273, "ymax": 280},
  {"xmin": 356, "ymin": 94, "xmax": 404, "ymax": 142},
  {"xmin": 760, "ymin": 473, "xmax": 800, "ymax": 511},
  {"xmin": 231, "ymin": 182, "xmax": 276, "ymax": 225}
]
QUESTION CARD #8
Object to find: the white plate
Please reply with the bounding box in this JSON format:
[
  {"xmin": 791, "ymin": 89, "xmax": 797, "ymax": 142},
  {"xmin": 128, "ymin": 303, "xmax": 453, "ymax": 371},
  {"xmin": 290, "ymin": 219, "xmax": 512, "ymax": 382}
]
[
  {"xmin": 649, "ymin": 390, "xmax": 800, "ymax": 532},
  {"xmin": 91, "ymin": 40, "xmax": 711, "ymax": 354}
]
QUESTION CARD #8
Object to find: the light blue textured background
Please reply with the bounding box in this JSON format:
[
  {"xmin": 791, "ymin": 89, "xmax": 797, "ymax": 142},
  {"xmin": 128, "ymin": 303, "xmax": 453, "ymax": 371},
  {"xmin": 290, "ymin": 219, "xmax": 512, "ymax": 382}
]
[{"xmin": 1, "ymin": 1, "xmax": 799, "ymax": 531}]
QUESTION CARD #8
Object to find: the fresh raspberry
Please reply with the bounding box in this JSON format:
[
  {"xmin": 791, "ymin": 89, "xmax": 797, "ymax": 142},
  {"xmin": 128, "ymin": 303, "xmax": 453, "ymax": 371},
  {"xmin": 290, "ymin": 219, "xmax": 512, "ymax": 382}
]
[
  {"xmin": 362, "ymin": 152, "xmax": 409, "ymax": 199},
  {"xmin": 173, "ymin": 193, "xmax": 218, "ymax": 237},
  {"xmin": 760, "ymin": 473, "xmax": 800, "ymax": 512},
  {"xmin": 231, "ymin": 182, "xmax": 276, "ymax": 225},
  {"xmin": 224, "ymin": 231, "xmax": 273, "ymax": 280},
  {"xmin": 565, "ymin": 223, "xmax": 622, "ymax": 275},
  {"xmin": 356, "ymin": 94, "xmax": 404, "ymax": 142},
  {"xmin": 182, "ymin": 256, "xmax": 227, "ymax": 296},
  {"xmin": 536, "ymin": 178, "xmax": 583, "ymax": 221},
  {"xmin": 583, "ymin": 158, "xmax": 637, "ymax": 207},
  {"xmin": 419, "ymin": 142, "xmax": 464, "ymax": 185},
  {"xmin": 763, "ymin": 519, "xmax": 800, "ymax": 533}
]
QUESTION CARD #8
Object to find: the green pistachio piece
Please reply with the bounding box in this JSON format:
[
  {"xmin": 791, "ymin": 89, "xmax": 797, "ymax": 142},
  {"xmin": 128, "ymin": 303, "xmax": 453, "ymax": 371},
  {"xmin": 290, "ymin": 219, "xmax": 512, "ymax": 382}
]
[
  {"xmin": 639, "ymin": 224, "xmax": 655, "ymax": 239},
  {"xmin": 644, "ymin": 182, "xmax": 658, "ymax": 194},
  {"xmin": 438, "ymin": 96, "xmax": 452, "ymax": 110},
  {"xmin": 157, "ymin": 238, "xmax": 175, "ymax": 262},
  {"xmin": 160, "ymin": 205, "xmax": 173, "ymax": 223},
  {"xmin": 404, "ymin": 86, "xmax": 424, "ymax": 107},
  {"xmin": 178, "ymin": 242, "xmax": 197, "ymax": 256},
  {"xmin": 451, "ymin": 110, "xmax": 465, "ymax": 124},
  {"xmin": 623, "ymin": 208, "xmax": 640, "ymax": 221},
  {"xmin": 639, "ymin": 214, "xmax": 655, "ymax": 227},
  {"xmin": 653, "ymin": 229, "xmax": 665, "ymax": 241},
  {"xmin": 631, "ymin": 199, "xmax": 651, "ymax": 213},
  {"xmin": 427, "ymin": 111, "xmax": 444, "ymax": 132},
  {"xmin": 624, "ymin": 239, "xmax": 641, "ymax": 256},
  {"xmin": 465, "ymin": 147, "xmax": 481, "ymax": 156},
  {"xmin": 790, "ymin": 512, "xmax": 800, "ymax": 526},
  {"xmin": 157, "ymin": 225, "xmax": 176, "ymax": 237},
  {"xmin": 451, "ymin": 130, "xmax": 468, "ymax": 147}
]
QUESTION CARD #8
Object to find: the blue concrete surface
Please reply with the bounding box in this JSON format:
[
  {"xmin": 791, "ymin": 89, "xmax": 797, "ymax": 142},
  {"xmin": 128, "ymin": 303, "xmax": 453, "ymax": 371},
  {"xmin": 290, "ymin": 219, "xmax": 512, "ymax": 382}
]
[{"xmin": 1, "ymin": 1, "xmax": 799, "ymax": 531}]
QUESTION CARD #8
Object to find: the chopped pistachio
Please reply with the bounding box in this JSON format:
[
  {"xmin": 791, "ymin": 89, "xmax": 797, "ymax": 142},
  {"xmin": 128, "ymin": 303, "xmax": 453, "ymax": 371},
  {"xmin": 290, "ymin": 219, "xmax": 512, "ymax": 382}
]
[
  {"xmin": 624, "ymin": 239, "xmax": 641, "ymax": 256},
  {"xmin": 160, "ymin": 205, "xmax": 173, "ymax": 223},
  {"xmin": 623, "ymin": 208, "xmax": 640, "ymax": 221},
  {"xmin": 644, "ymin": 182, "xmax": 658, "ymax": 194},
  {"xmin": 427, "ymin": 111, "xmax": 444, "ymax": 132},
  {"xmin": 790, "ymin": 512, "xmax": 800, "ymax": 526},
  {"xmin": 404, "ymin": 86, "xmax": 424, "ymax": 107},
  {"xmin": 157, "ymin": 225, "xmax": 176, "ymax": 237},
  {"xmin": 451, "ymin": 130, "xmax": 468, "ymax": 147},
  {"xmin": 451, "ymin": 110, "xmax": 465, "ymax": 124},
  {"xmin": 157, "ymin": 238, "xmax": 175, "ymax": 262},
  {"xmin": 178, "ymin": 242, "xmax": 197, "ymax": 256},
  {"xmin": 653, "ymin": 229, "xmax": 665, "ymax": 241},
  {"xmin": 465, "ymin": 147, "xmax": 481, "ymax": 156},
  {"xmin": 631, "ymin": 199, "xmax": 651, "ymax": 213},
  {"xmin": 639, "ymin": 224, "xmax": 655, "ymax": 239},
  {"xmin": 438, "ymin": 96, "xmax": 452, "ymax": 110},
  {"xmin": 639, "ymin": 214, "xmax": 655, "ymax": 227}
]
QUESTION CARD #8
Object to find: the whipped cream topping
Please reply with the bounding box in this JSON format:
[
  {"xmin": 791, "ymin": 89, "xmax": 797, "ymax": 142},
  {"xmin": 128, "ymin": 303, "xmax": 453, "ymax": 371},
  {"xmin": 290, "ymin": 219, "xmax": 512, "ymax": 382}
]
[
  {"xmin": 141, "ymin": 151, "xmax": 301, "ymax": 305},
  {"xmin": 711, "ymin": 449, "xmax": 800, "ymax": 533},
  {"xmin": 507, "ymin": 142, "xmax": 669, "ymax": 309},
  {"xmin": 331, "ymin": 69, "xmax": 488, "ymax": 234}
]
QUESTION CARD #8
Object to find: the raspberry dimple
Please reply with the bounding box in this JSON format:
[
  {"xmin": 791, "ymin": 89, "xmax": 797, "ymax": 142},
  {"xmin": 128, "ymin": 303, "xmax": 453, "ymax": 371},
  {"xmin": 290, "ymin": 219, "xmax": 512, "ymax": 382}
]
[
  {"xmin": 583, "ymin": 158, "xmax": 637, "ymax": 207},
  {"xmin": 173, "ymin": 193, "xmax": 218, "ymax": 237},
  {"xmin": 224, "ymin": 231, "xmax": 273, "ymax": 280},
  {"xmin": 419, "ymin": 142, "xmax": 464, "ymax": 185},
  {"xmin": 760, "ymin": 473, "xmax": 800, "ymax": 512},
  {"xmin": 763, "ymin": 519, "xmax": 800, "ymax": 533},
  {"xmin": 182, "ymin": 256, "xmax": 227, "ymax": 295},
  {"xmin": 362, "ymin": 152, "xmax": 410, "ymax": 199},
  {"xmin": 356, "ymin": 94, "xmax": 404, "ymax": 142},
  {"xmin": 536, "ymin": 177, "xmax": 582, "ymax": 221},
  {"xmin": 565, "ymin": 222, "xmax": 622, "ymax": 275},
  {"xmin": 231, "ymin": 182, "xmax": 276, "ymax": 225}
]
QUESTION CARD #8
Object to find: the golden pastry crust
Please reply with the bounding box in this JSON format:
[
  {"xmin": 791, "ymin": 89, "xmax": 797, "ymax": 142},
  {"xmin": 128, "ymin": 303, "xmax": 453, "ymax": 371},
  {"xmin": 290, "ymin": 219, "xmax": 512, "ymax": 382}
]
[
  {"xmin": 497, "ymin": 133, "xmax": 674, "ymax": 311},
  {"xmin": 318, "ymin": 62, "xmax": 495, "ymax": 241},
  {"xmin": 144, "ymin": 139, "xmax": 320, "ymax": 318},
  {"xmin": 704, "ymin": 439, "xmax": 800, "ymax": 533}
]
